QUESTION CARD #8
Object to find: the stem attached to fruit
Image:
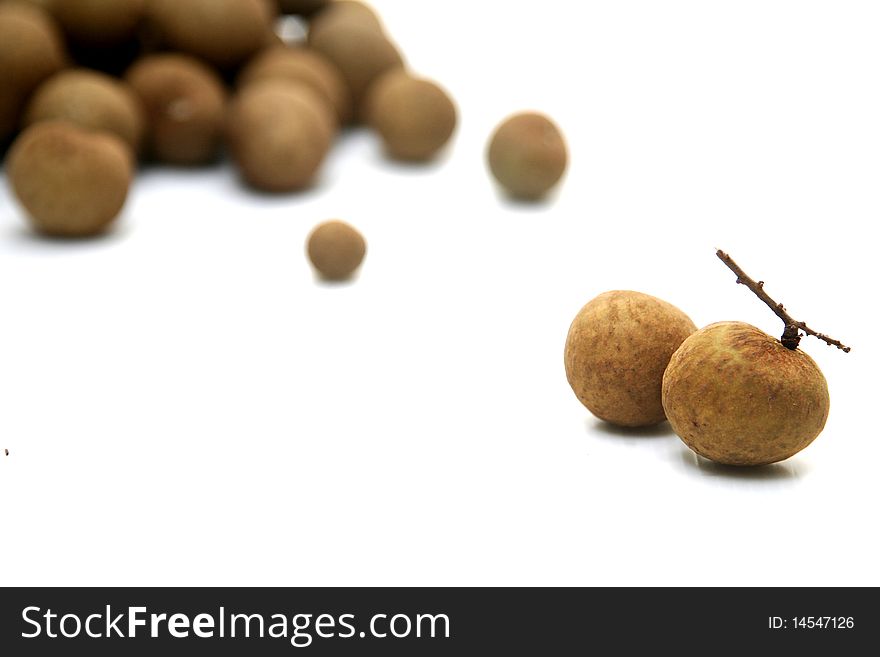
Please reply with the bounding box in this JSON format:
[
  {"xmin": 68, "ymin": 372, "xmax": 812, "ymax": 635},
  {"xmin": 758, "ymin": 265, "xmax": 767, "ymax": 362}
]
[{"xmin": 716, "ymin": 250, "xmax": 851, "ymax": 353}]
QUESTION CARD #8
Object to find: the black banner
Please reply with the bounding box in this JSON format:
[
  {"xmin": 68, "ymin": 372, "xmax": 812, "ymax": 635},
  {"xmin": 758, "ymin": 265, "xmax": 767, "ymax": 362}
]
[{"xmin": 0, "ymin": 588, "xmax": 873, "ymax": 654}]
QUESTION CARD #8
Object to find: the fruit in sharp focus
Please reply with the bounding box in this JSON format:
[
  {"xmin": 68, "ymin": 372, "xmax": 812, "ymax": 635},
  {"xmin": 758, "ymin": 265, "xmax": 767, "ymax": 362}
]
[
  {"xmin": 565, "ymin": 291, "xmax": 697, "ymax": 428},
  {"xmin": 7, "ymin": 121, "xmax": 133, "ymax": 237},
  {"xmin": 365, "ymin": 69, "xmax": 457, "ymax": 162},
  {"xmin": 0, "ymin": 2, "xmax": 66, "ymax": 142},
  {"xmin": 662, "ymin": 322, "xmax": 830, "ymax": 466},
  {"xmin": 488, "ymin": 112, "xmax": 568, "ymax": 201},
  {"xmin": 23, "ymin": 68, "xmax": 145, "ymax": 153},
  {"xmin": 126, "ymin": 54, "xmax": 227, "ymax": 165},
  {"xmin": 307, "ymin": 220, "xmax": 366, "ymax": 281}
]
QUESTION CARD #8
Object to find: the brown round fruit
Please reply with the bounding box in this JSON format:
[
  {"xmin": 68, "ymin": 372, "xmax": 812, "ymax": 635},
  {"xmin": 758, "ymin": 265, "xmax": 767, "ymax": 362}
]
[
  {"xmin": 126, "ymin": 54, "xmax": 227, "ymax": 165},
  {"xmin": 226, "ymin": 81, "xmax": 335, "ymax": 192},
  {"xmin": 309, "ymin": 21, "xmax": 403, "ymax": 120},
  {"xmin": 147, "ymin": 0, "xmax": 271, "ymax": 69},
  {"xmin": 662, "ymin": 322, "xmax": 831, "ymax": 466},
  {"xmin": 238, "ymin": 46, "xmax": 351, "ymax": 124},
  {"xmin": 7, "ymin": 121, "xmax": 133, "ymax": 238},
  {"xmin": 52, "ymin": 0, "xmax": 146, "ymax": 46},
  {"xmin": 565, "ymin": 290, "xmax": 697, "ymax": 428},
  {"xmin": 23, "ymin": 69, "xmax": 145, "ymax": 153},
  {"xmin": 0, "ymin": 2, "xmax": 66, "ymax": 142},
  {"xmin": 307, "ymin": 220, "xmax": 366, "ymax": 281},
  {"xmin": 488, "ymin": 112, "xmax": 568, "ymax": 201},
  {"xmin": 308, "ymin": 0, "xmax": 383, "ymax": 43},
  {"xmin": 365, "ymin": 70, "xmax": 456, "ymax": 162}
]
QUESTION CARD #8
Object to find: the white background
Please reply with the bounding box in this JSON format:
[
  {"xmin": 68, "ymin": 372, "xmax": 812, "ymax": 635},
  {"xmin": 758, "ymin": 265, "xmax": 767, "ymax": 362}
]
[{"xmin": 1, "ymin": 0, "xmax": 877, "ymax": 586}]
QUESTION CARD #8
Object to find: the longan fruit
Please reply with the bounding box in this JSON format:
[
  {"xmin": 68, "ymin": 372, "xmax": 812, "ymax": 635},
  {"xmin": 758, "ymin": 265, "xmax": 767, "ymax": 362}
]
[
  {"xmin": 309, "ymin": 20, "xmax": 403, "ymax": 120},
  {"xmin": 565, "ymin": 291, "xmax": 697, "ymax": 428},
  {"xmin": 126, "ymin": 54, "xmax": 227, "ymax": 165},
  {"xmin": 308, "ymin": 0, "xmax": 383, "ymax": 43},
  {"xmin": 0, "ymin": 2, "xmax": 66, "ymax": 142},
  {"xmin": 49, "ymin": 0, "xmax": 146, "ymax": 74},
  {"xmin": 147, "ymin": 0, "xmax": 272, "ymax": 69},
  {"xmin": 51, "ymin": 0, "xmax": 146, "ymax": 46},
  {"xmin": 226, "ymin": 80, "xmax": 335, "ymax": 192},
  {"xmin": 7, "ymin": 121, "xmax": 133, "ymax": 237},
  {"xmin": 238, "ymin": 46, "xmax": 351, "ymax": 124},
  {"xmin": 307, "ymin": 220, "xmax": 366, "ymax": 280},
  {"xmin": 488, "ymin": 112, "xmax": 568, "ymax": 201},
  {"xmin": 663, "ymin": 322, "xmax": 831, "ymax": 466},
  {"xmin": 365, "ymin": 69, "xmax": 456, "ymax": 162},
  {"xmin": 23, "ymin": 68, "xmax": 145, "ymax": 153}
]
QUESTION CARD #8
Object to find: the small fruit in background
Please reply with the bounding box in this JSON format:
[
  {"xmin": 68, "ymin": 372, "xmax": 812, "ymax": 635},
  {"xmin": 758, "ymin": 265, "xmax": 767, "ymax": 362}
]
[
  {"xmin": 365, "ymin": 70, "xmax": 457, "ymax": 163},
  {"xmin": 238, "ymin": 46, "xmax": 352, "ymax": 125},
  {"xmin": 23, "ymin": 69, "xmax": 146, "ymax": 154},
  {"xmin": 565, "ymin": 291, "xmax": 697, "ymax": 428},
  {"xmin": 309, "ymin": 20, "xmax": 404, "ymax": 121},
  {"xmin": 51, "ymin": 0, "xmax": 146, "ymax": 47},
  {"xmin": 307, "ymin": 1, "xmax": 384, "ymax": 43},
  {"xmin": 146, "ymin": 0, "xmax": 272, "ymax": 70},
  {"xmin": 307, "ymin": 220, "xmax": 367, "ymax": 281},
  {"xmin": 488, "ymin": 112, "xmax": 568, "ymax": 201},
  {"xmin": 7, "ymin": 121, "xmax": 134, "ymax": 238},
  {"xmin": 0, "ymin": 1, "xmax": 67, "ymax": 143},
  {"xmin": 662, "ymin": 251, "xmax": 850, "ymax": 466},
  {"xmin": 125, "ymin": 54, "xmax": 228, "ymax": 166},
  {"xmin": 226, "ymin": 80, "xmax": 336, "ymax": 192}
]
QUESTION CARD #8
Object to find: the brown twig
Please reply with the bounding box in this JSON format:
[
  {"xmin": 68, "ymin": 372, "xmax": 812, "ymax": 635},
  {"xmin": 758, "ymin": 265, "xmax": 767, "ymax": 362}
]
[{"xmin": 716, "ymin": 250, "xmax": 851, "ymax": 353}]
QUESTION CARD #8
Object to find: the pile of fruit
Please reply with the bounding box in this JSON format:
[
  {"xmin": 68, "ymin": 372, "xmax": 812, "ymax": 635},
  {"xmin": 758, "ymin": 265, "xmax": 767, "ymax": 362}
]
[{"xmin": 1, "ymin": 0, "xmax": 568, "ymax": 279}]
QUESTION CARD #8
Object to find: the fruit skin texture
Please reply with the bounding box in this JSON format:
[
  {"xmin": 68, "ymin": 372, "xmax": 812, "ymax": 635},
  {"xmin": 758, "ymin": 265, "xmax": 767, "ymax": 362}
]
[
  {"xmin": 226, "ymin": 81, "xmax": 335, "ymax": 193},
  {"xmin": 7, "ymin": 121, "xmax": 133, "ymax": 238},
  {"xmin": 23, "ymin": 69, "xmax": 146, "ymax": 153},
  {"xmin": 126, "ymin": 54, "xmax": 227, "ymax": 165},
  {"xmin": 365, "ymin": 70, "xmax": 457, "ymax": 162},
  {"xmin": 565, "ymin": 291, "xmax": 697, "ymax": 428},
  {"xmin": 307, "ymin": 220, "xmax": 366, "ymax": 281},
  {"xmin": 0, "ymin": 2, "xmax": 67, "ymax": 142},
  {"xmin": 488, "ymin": 112, "xmax": 568, "ymax": 200},
  {"xmin": 662, "ymin": 322, "xmax": 830, "ymax": 466}
]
